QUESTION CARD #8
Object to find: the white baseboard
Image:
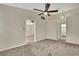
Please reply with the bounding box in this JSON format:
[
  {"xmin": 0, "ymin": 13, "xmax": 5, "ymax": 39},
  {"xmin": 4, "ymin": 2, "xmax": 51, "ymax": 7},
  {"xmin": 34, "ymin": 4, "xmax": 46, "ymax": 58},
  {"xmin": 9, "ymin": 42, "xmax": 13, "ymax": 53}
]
[
  {"xmin": 0, "ymin": 43, "xmax": 27, "ymax": 52},
  {"xmin": 0, "ymin": 38, "xmax": 54, "ymax": 52}
]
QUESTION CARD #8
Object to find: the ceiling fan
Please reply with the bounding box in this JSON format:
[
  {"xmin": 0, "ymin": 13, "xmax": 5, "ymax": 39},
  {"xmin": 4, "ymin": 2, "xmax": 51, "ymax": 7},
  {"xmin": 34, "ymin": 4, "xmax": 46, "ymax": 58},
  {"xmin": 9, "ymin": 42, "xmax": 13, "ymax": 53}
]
[{"xmin": 33, "ymin": 3, "xmax": 58, "ymax": 16}]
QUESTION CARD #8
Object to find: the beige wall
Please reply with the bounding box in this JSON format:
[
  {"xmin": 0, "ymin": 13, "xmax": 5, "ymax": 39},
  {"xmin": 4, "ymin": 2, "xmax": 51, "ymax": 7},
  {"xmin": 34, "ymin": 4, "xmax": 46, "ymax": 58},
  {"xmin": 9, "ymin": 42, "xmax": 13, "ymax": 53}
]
[
  {"xmin": 66, "ymin": 15, "xmax": 79, "ymax": 44},
  {"xmin": 36, "ymin": 16, "xmax": 59, "ymax": 41},
  {"xmin": 45, "ymin": 8, "xmax": 79, "ymax": 45},
  {"xmin": 0, "ymin": 4, "xmax": 49, "ymax": 51},
  {"xmin": 36, "ymin": 17, "xmax": 47, "ymax": 41},
  {"xmin": 46, "ymin": 17, "xmax": 58, "ymax": 40},
  {"xmin": 0, "ymin": 4, "xmax": 36, "ymax": 51}
]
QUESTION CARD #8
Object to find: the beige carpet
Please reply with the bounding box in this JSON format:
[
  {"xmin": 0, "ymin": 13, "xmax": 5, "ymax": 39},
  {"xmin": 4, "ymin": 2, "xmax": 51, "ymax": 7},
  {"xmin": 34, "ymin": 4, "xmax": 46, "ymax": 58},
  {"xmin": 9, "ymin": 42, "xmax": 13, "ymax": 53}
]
[{"xmin": 0, "ymin": 39, "xmax": 79, "ymax": 56}]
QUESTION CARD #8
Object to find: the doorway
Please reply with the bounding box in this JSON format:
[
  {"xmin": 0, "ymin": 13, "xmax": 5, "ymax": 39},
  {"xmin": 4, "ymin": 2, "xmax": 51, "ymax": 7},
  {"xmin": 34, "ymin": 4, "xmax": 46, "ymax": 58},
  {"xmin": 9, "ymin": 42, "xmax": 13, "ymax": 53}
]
[{"xmin": 25, "ymin": 19, "xmax": 36, "ymax": 44}]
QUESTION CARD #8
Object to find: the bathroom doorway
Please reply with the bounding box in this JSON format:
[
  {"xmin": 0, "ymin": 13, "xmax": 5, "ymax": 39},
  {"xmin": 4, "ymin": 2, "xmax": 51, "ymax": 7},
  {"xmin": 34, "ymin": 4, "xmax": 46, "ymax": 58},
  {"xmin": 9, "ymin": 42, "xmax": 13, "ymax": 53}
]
[{"xmin": 25, "ymin": 19, "xmax": 36, "ymax": 44}]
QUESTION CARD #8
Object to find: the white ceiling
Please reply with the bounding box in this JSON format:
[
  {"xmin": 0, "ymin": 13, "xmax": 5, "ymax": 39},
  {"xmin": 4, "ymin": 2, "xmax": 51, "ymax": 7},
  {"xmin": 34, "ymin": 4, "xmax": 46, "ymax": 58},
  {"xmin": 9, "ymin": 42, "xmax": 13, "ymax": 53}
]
[{"xmin": 3, "ymin": 3, "xmax": 79, "ymax": 13}]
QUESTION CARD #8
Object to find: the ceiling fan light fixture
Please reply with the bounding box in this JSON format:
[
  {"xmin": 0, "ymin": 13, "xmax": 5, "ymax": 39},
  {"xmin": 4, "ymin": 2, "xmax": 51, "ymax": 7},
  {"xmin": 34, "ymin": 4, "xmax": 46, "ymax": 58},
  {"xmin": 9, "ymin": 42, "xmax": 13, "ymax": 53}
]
[{"xmin": 44, "ymin": 12, "xmax": 48, "ymax": 15}]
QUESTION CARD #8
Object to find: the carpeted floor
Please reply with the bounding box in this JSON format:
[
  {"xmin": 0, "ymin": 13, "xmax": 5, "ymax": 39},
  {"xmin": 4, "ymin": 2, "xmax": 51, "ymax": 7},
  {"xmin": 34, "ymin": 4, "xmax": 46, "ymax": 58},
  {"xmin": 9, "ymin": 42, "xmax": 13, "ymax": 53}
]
[{"xmin": 0, "ymin": 39, "xmax": 79, "ymax": 56}]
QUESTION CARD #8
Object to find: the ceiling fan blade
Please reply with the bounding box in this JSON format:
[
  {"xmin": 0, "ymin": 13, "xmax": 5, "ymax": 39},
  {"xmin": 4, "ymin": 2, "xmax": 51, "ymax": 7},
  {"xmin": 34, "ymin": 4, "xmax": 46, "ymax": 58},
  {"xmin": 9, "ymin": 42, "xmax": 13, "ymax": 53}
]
[
  {"xmin": 47, "ymin": 13, "xmax": 51, "ymax": 16},
  {"xmin": 38, "ymin": 13, "xmax": 44, "ymax": 15},
  {"xmin": 48, "ymin": 10, "xmax": 58, "ymax": 12},
  {"xmin": 45, "ymin": 3, "xmax": 50, "ymax": 11},
  {"xmin": 33, "ymin": 9, "xmax": 44, "ymax": 12}
]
